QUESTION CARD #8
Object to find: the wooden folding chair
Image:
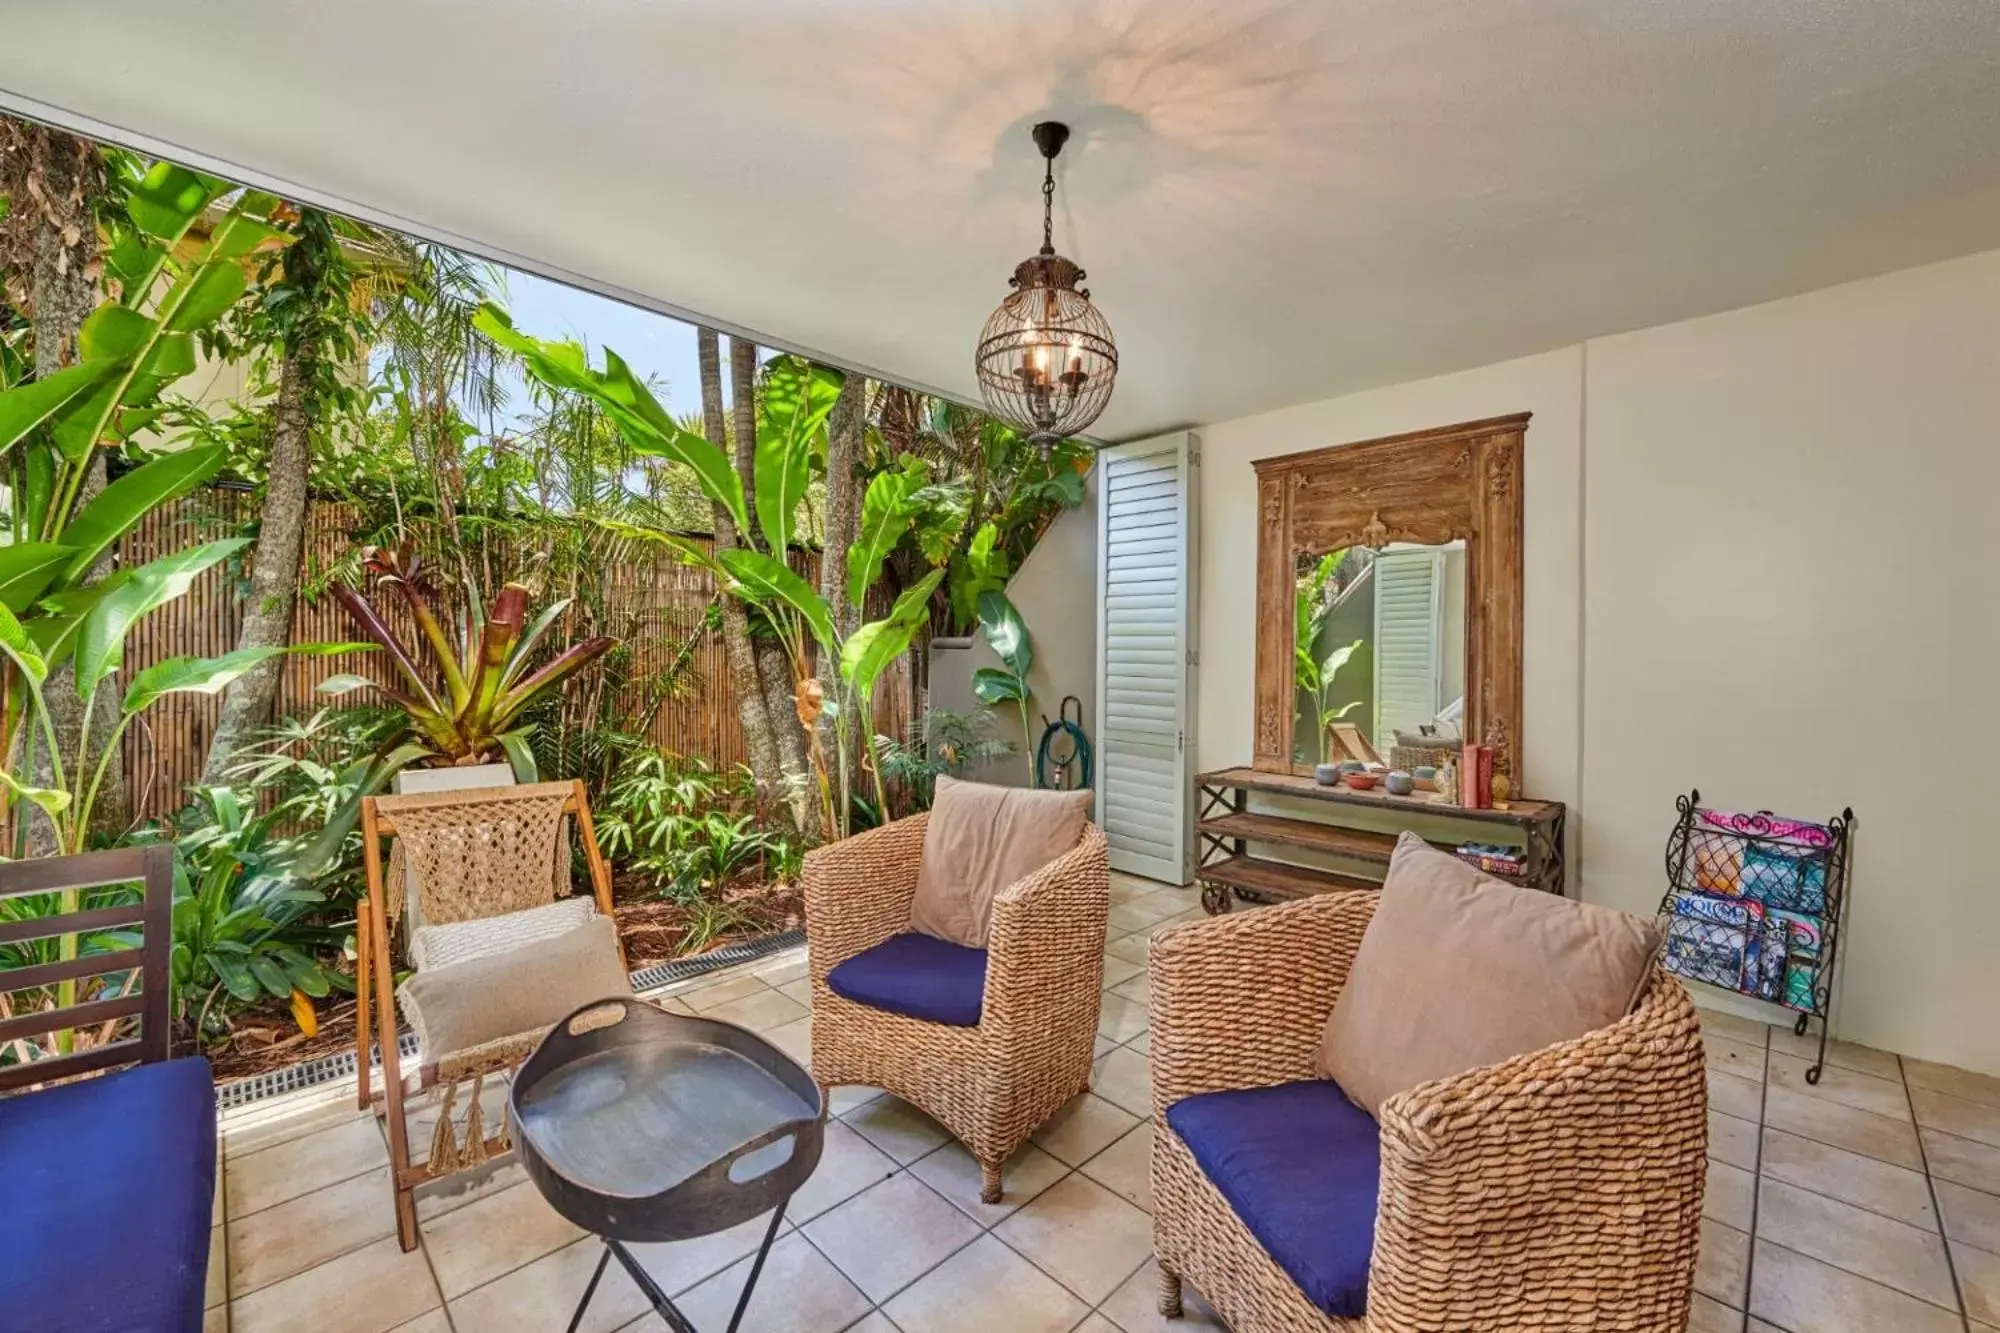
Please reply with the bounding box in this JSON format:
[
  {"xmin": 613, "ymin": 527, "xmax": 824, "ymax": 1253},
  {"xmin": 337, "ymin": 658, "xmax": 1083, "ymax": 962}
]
[{"xmin": 354, "ymin": 778, "xmax": 619, "ymax": 1250}]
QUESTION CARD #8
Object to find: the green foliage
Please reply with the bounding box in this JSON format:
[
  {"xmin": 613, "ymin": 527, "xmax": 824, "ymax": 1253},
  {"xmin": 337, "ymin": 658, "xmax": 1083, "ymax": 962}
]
[
  {"xmin": 874, "ymin": 707, "xmax": 1016, "ymax": 816},
  {"xmin": 594, "ymin": 747, "xmax": 797, "ymax": 902},
  {"xmin": 142, "ymin": 786, "xmax": 353, "ymax": 1044},
  {"xmin": 972, "ymin": 590, "xmax": 1037, "ymax": 784}
]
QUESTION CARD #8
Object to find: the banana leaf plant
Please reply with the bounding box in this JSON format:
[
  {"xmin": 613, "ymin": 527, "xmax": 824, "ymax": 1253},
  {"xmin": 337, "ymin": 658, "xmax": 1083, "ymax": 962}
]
[
  {"xmin": 477, "ymin": 304, "xmax": 945, "ymax": 835},
  {"xmin": 327, "ymin": 544, "xmax": 617, "ymax": 779},
  {"xmin": 971, "ymin": 590, "xmax": 1037, "ymax": 784}
]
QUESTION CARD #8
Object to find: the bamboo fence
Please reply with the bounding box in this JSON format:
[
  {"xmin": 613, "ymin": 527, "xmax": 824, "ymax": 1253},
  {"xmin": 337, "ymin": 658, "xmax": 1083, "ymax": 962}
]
[{"xmin": 115, "ymin": 489, "xmax": 915, "ymax": 823}]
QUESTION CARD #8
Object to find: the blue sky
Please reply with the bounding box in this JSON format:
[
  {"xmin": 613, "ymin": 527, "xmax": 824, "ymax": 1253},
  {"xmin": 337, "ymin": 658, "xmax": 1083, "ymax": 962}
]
[{"xmin": 497, "ymin": 269, "xmax": 709, "ymax": 424}]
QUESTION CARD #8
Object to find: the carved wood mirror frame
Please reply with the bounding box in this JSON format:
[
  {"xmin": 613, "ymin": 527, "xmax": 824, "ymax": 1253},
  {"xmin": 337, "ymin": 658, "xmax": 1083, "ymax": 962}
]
[{"xmin": 1252, "ymin": 412, "xmax": 1530, "ymax": 785}]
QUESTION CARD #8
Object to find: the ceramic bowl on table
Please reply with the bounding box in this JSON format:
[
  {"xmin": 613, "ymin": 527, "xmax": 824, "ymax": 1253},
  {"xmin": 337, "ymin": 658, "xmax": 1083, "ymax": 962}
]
[
  {"xmin": 1314, "ymin": 763, "xmax": 1341, "ymax": 786},
  {"xmin": 1384, "ymin": 770, "xmax": 1415, "ymax": 796},
  {"xmin": 1344, "ymin": 771, "xmax": 1381, "ymax": 791}
]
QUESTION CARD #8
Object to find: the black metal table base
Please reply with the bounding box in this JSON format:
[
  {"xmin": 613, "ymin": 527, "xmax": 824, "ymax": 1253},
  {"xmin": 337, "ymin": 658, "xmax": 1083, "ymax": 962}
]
[{"xmin": 567, "ymin": 1205, "xmax": 787, "ymax": 1333}]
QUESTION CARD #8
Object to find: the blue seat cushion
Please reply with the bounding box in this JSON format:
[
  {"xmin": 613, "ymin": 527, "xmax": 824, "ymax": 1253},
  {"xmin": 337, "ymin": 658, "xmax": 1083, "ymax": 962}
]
[
  {"xmin": 827, "ymin": 931, "xmax": 987, "ymax": 1026},
  {"xmin": 1165, "ymin": 1079, "xmax": 1380, "ymax": 1318},
  {"xmin": 0, "ymin": 1057, "xmax": 217, "ymax": 1333}
]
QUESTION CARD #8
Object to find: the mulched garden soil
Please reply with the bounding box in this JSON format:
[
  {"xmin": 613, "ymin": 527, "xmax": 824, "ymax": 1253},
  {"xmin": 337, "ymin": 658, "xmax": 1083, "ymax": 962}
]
[{"xmin": 199, "ymin": 875, "xmax": 804, "ymax": 1084}]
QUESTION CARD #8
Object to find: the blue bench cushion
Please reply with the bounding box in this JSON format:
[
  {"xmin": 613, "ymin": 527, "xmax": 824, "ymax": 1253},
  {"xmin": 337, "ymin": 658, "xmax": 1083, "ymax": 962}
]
[
  {"xmin": 1165, "ymin": 1079, "xmax": 1380, "ymax": 1318},
  {"xmin": 0, "ymin": 1057, "xmax": 217, "ymax": 1333},
  {"xmin": 827, "ymin": 931, "xmax": 987, "ymax": 1026}
]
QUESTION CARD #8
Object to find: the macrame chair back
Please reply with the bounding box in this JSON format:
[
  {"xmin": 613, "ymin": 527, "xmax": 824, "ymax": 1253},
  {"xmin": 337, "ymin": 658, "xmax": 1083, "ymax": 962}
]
[{"xmin": 371, "ymin": 781, "xmax": 575, "ymax": 929}]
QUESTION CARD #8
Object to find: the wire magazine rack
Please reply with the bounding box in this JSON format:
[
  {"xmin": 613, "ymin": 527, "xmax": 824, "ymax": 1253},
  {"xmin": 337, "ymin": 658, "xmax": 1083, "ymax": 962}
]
[{"xmin": 1657, "ymin": 790, "xmax": 1856, "ymax": 1084}]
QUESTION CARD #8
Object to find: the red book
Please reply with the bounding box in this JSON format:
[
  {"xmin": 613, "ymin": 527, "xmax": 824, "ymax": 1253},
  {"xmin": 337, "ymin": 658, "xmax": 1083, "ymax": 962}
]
[
  {"xmin": 1477, "ymin": 745, "xmax": 1494, "ymax": 809},
  {"xmin": 1462, "ymin": 743, "xmax": 1492, "ymax": 809}
]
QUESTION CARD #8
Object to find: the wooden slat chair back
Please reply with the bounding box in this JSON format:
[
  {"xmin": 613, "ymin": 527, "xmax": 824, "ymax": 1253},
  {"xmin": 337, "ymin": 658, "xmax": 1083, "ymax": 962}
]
[
  {"xmin": 355, "ymin": 778, "xmax": 619, "ymax": 1250},
  {"xmin": 0, "ymin": 845, "xmax": 174, "ymax": 1094}
]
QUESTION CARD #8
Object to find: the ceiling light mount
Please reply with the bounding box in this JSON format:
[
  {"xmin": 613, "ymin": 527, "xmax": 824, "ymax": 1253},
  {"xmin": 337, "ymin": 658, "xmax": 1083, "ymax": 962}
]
[{"xmin": 975, "ymin": 120, "xmax": 1117, "ymax": 456}]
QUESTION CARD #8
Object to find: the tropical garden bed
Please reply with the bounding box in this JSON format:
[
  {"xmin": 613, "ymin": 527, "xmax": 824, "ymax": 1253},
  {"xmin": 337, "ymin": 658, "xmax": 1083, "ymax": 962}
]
[{"xmin": 0, "ymin": 116, "xmax": 1067, "ymax": 1088}]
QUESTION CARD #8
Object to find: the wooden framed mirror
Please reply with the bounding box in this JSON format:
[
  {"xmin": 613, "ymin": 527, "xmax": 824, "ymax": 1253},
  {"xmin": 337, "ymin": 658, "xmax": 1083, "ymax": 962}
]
[{"xmin": 1251, "ymin": 413, "xmax": 1529, "ymax": 785}]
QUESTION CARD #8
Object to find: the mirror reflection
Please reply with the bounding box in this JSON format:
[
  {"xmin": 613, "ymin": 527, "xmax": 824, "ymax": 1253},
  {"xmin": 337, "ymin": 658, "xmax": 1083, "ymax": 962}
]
[{"xmin": 1292, "ymin": 543, "xmax": 1466, "ymax": 769}]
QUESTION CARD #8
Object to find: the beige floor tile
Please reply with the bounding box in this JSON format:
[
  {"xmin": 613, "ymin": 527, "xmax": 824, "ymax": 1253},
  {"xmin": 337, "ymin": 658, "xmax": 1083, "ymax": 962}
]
[
  {"xmin": 1937, "ymin": 1179, "xmax": 2000, "ymax": 1251},
  {"xmin": 802, "ymin": 1172, "xmax": 981, "ymax": 1301},
  {"xmin": 447, "ymin": 1235, "xmax": 649, "ymax": 1333},
  {"xmin": 701, "ymin": 987, "xmax": 809, "ymax": 1033},
  {"xmin": 1126, "ymin": 1029, "xmax": 1152, "ymax": 1056},
  {"xmin": 883, "ymin": 1233, "xmax": 1092, "ymax": 1333},
  {"xmin": 1080, "ymin": 1121, "xmax": 1155, "ymax": 1213},
  {"xmin": 907, "ymin": 1138, "xmax": 1071, "ymax": 1222},
  {"xmin": 414, "ymin": 1155, "xmax": 526, "ymax": 1222},
  {"xmin": 422, "ymin": 1177, "xmax": 585, "ymax": 1298},
  {"xmin": 994, "ymin": 1172, "xmax": 1154, "ymax": 1303},
  {"xmin": 776, "ymin": 978, "xmax": 811, "ymax": 1008},
  {"xmin": 1108, "ymin": 876, "xmax": 1152, "ymax": 905},
  {"xmin": 1110, "ymin": 894, "xmax": 1188, "ymax": 931},
  {"xmin": 1095, "ymin": 1035, "xmax": 1118, "ymax": 1059},
  {"xmin": 215, "ymin": 1170, "xmax": 225, "ymax": 1226},
  {"xmin": 1758, "ymin": 1127, "xmax": 1937, "ymax": 1229},
  {"xmin": 227, "ymin": 1116, "xmax": 389, "ymax": 1218},
  {"xmin": 228, "ymin": 1166, "xmax": 397, "ymax": 1297},
  {"xmin": 207, "ymin": 1225, "xmax": 226, "ymax": 1309},
  {"xmin": 1112, "ymin": 972, "xmax": 1152, "ymax": 1007},
  {"xmin": 1705, "ymin": 1159, "xmax": 1755, "ymax": 1230},
  {"xmin": 1136, "ymin": 909, "xmax": 1205, "ymax": 941},
  {"xmin": 763, "ymin": 1015, "xmax": 812, "ymax": 1068},
  {"xmin": 844, "ymin": 1095, "xmax": 951, "ymax": 1163},
  {"xmin": 1763, "ymin": 1085, "xmax": 1922, "ymax": 1169},
  {"xmin": 1695, "ymin": 1009, "xmax": 1772, "ymax": 1048},
  {"xmin": 1093, "ymin": 1046, "xmax": 1154, "ymax": 1118},
  {"xmin": 1076, "ymin": 1316, "xmax": 1120, "ymax": 1333},
  {"xmin": 1748, "ymin": 1238, "xmax": 1963, "ymax": 1333},
  {"xmin": 1906, "ymin": 1056, "xmax": 2000, "ymax": 1109},
  {"xmin": 1687, "ymin": 1292, "xmax": 1744, "ymax": 1333},
  {"xmin": 222, "ymin": 1097, "xmax": 374, "ymax": 1160},
  {"xmin": 1032, "ymin": 1092, "xmax": 1142, "ymax": 1167},
  {"xmin": 1096, "ymin": 993, "xmax": 1150, "ymax": 1045},
  {"xmin": 786, "ymin": 1118, "xmax": 899, "ymax": 1222},
  {"xmin": 1704, "ymin": 1033, "xmax": 1768, "ymax": 1083},
  {"xmin": 1955, "ymin": 1239, "xmax": 2000, "ymax": 1326},
  {"xmin": 755, "ymin": 956, "xmax": 808, "ymax": 987},
  {"xmin": 1106, "ymin": 933, "xmax": 1152, "ymax": 966},
  {"xmin": 1709, "ymin": 1069, "xmax": 1765, "ymax": 1123},
  {"xmin": 675, "ymin": 973, "xmax": 772, "ymax": 1012},
  {"xmin": 1769, "ymin": 1027, "xmax": 1902, "ymax": 1082},
  {"xmin": 385, "ymin": 1314, "xmax": 452, "ymax": 1333},
  {"xmin": 1912, "ymin": 1085, "xmax": 2000, "ymax": 1149},
  {"xmin": 1097, "ymin": 1260, "xmax": 1228, "ymax": 1332},
  {"xmin": 206, "ymin": 1307, "xmax": 227, "ymax": 1333},
  {"xmin": 1695, "ymin": 1217, "xmax": 1750, "ymax": 1307},
  {"xmin": 1710, "ymin": 1110, "xmax": 1760, "ymax": 1171},
  {"xmin": 1100, "ymin": 953, "xmax": 1146, "ymax": 989},
  {"xmin": 624, "ymin": 1211, "xmax": 788, "ymax": 1298},
  {"xmin": 229, "ymin": 1234, "xmax": 442, "ymax": 1333},
  {"xmin": 1922, "ymin": 1126, "xmax": 2000, "ymax": 1195},
  {"xmin": 825, "ymin": 1082, "xmax": 885, "ymax": 1116},
  {"xmin": 1767, "ymin": 1053, "xmax": 1911, "ymax": 1123},
  {"xmin": 842, "ymin": 1316, "xmax": 900, "ymax": 1333},
  {"xmin": 1754, "ymin": 1177, "xmax": 1956, "ymax": 1307},
  {"xmin": 673, "ymin": 1231, "xmax": 872, "ymax": 1333}
]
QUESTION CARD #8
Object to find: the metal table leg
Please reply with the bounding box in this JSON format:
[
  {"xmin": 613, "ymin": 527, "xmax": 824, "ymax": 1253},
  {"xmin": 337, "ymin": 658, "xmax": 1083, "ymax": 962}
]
[{"xmin": 566, "ymin": 1205, "xmax": 787, "ymax": 1333}]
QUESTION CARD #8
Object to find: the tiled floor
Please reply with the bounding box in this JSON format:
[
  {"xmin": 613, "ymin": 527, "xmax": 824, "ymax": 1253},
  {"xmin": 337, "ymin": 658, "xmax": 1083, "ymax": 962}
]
[{"xmin": 204, "ymin": 872, "xmax": 2000, "ymax": 1332}]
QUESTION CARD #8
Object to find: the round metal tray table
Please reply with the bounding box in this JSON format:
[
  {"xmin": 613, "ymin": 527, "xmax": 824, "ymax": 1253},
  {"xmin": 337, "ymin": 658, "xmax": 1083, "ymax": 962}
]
[{"xmin": 511, "ymin": 996, "xmax": 825, "ymax": 1333}]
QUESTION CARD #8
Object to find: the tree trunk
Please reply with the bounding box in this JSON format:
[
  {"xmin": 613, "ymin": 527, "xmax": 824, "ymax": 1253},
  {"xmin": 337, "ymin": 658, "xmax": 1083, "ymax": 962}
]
[
  {"xmin": 10, "ymin": 126, "xmax": 116, "ymax": 852},
  {"xmin": 816, "ymin": 375, "xmax": 865, "ymax": 798},
  {"xmin": 200, "ymin": 357, "xmax": 312, "ymax": 783},
  {"xmin": 698, "ymin": 328, "xmax": 789, "ymax": 823}
]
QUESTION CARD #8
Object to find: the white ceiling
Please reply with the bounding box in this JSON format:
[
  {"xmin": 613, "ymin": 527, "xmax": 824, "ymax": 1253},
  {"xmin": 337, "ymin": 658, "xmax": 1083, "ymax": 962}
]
[{"xmin": 4, "ymin": 0, "xmax": 2000, "ymax": 439}]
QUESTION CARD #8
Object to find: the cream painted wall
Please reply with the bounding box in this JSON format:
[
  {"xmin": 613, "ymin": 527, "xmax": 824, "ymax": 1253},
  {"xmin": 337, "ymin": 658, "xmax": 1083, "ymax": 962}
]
[{"xmin": 1195, "ymin": 246, "xmax": 2000, "ymax": 1075}]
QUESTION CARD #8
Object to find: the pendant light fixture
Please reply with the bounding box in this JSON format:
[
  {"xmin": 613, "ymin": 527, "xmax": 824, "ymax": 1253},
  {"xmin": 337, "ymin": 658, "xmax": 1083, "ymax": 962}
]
[{"xmin": 975, "ymin": 121, "xmax": 1118, "ymax": 455}]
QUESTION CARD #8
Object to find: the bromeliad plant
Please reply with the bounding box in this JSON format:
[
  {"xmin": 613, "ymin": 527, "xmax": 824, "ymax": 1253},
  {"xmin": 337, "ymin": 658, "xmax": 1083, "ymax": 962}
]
[{"xmin": 327, "ymin": 544, "xmax": 617, "ymax": 779}]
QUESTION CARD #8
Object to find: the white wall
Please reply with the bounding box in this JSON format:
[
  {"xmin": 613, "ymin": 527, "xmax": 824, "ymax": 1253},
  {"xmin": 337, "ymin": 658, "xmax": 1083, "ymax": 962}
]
[{"xmin": 1195, "ymin": 247, "xmax": 2000, "ymax": 1075}]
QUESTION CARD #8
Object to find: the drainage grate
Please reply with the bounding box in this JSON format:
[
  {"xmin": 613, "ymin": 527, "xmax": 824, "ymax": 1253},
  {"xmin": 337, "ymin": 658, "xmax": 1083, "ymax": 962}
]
[{"xmin": 213, "ymin": 928, "xmax": 807, "ymax": 1112}]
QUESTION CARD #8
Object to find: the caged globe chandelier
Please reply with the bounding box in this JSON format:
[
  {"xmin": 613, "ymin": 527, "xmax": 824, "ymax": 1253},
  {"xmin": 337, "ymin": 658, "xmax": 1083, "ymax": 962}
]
[{"xmin": 975, "ymin": 121, "xmax": 1118, "ymax": 456}]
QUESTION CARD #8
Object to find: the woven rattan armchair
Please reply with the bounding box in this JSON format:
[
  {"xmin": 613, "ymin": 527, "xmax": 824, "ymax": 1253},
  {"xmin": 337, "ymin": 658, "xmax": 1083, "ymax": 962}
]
[
  {"xmin": 355, "ymin": 779, "xmax": 620, "ymax": 1250},
  {"xmin": 805, "ymin": 812, "xmax": 1109, "ymax": 1203},
  {"xmin": 1149, "ymin": 891, "xmax": 1707, "ymax": 1332}
]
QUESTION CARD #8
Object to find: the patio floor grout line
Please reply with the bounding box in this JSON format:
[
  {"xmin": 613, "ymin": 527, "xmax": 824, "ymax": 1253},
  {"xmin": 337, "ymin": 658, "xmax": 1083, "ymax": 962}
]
[
  {"xmin": 1734, "ymin": 1023, "xmax": 1771, "ymax": 1326},
  {"xmin": 1900, "ymin": 1052, "xmax": 1975, "ymax": 1330}
]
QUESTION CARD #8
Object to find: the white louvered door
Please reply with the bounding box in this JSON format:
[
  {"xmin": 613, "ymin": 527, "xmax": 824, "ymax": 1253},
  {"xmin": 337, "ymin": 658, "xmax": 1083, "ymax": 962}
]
[
  {"xmin": 1095, "ymin": 432, "xmax": 1199, "ymax": 884},
  {"xmin": 1372, "ymin": 547, "xmax": 1444, "ymax": 745}
]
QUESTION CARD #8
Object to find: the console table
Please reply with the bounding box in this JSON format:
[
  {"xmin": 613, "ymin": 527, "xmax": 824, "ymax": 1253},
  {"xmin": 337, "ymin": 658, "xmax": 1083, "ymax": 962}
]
[{"xmin": 1195, "ymin": 767, "xmax": 1567, "ymax": 913}]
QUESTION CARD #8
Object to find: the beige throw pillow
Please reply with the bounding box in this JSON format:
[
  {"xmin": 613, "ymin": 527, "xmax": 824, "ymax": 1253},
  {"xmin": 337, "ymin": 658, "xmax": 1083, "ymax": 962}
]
[
  {"xmin": 400, "ymin": 913, "xmax": 630, "ymax": 1060},
  {"xmin": 907, "ymin": 776, "xmax": 1095, "ymax": 948},
  {"xmin": 1318, "ymin": 832, "xmax": 1663, "ymax": 1117}
]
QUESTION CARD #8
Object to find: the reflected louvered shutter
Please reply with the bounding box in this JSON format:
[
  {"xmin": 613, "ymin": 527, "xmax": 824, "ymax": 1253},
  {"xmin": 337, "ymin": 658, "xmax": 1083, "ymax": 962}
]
[
  {"xmin": 1372, "ymin": 548, "xmax": 1444, "ymax": 745},
  {"xmin": 1094, "ymin": 432, "xmax": 1198, "ymax": 883}
]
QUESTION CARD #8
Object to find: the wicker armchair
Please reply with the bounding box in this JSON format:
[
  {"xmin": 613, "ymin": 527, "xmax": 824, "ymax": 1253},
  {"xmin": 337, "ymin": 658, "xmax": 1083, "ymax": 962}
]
[
  {"xmin": 1149, "ymin": 891, "xmax": 1708, "ymax": 1332},
  {"xmin": 805, "ymin": 812, "xmax": 1109, "ymax": 1203}
]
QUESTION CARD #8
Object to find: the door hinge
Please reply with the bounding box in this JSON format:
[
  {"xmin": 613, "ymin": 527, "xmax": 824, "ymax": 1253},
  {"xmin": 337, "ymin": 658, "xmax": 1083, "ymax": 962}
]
[
  {"xmin": 1186, "ymin": 648, "xmax": 1198, "ymax": 668},
  {"xmin": 1176, "ymin": 730, "xmax": 1184, "ymax": 753}
]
